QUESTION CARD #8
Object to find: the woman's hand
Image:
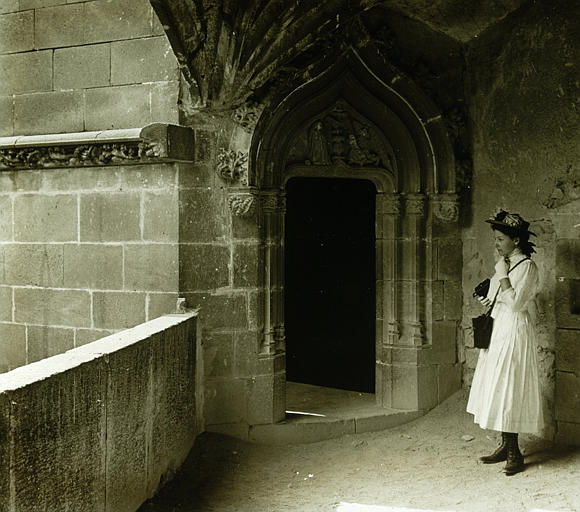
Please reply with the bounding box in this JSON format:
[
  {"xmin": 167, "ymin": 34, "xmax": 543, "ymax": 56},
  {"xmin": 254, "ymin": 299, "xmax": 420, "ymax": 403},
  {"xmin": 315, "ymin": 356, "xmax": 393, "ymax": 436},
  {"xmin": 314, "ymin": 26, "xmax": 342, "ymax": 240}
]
[
  {"xmin": 494, "ymin": 258, "xmax": 509, "ymax": 279},
  {"xmin": 477, "ymin": 296, "xmax": 492, "ymax": 308}
]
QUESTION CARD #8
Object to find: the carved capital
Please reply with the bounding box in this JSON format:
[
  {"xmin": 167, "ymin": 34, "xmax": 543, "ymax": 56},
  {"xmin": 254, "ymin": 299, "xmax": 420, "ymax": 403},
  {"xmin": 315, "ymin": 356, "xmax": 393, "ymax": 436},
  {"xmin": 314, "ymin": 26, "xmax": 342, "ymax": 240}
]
[
  {"xmin": 228, "ymin": 192, "xmax": 256, "ymax": 217},
  {"xmin": 216, "ymin": 148, "xmax": 248, "ymax": 185},
  {"xmin": 260, "ymin": 191, "xmax": 284, "ymax": 213},
  {"xmin": 382, "ymin": 194, "xmax": 401, "ymax": 216},
  {"xmin": 405, "ymin": 195, "xmax": 426, "ymax": 216},
  {"xmin": 431, "ymin": 194, "xmax": 459, "ymax": 222},
  {"xmin": 232, "ymin": 102, "xmax": 264, "ymax": 133}
]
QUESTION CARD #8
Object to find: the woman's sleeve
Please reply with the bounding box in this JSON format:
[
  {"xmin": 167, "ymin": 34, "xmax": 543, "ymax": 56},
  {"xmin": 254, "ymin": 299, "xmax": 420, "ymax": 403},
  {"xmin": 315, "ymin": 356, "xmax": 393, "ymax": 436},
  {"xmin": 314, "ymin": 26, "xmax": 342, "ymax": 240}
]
[{"xmin": 498, "ymin": 260, "xmax": 539, "ymax": 312}]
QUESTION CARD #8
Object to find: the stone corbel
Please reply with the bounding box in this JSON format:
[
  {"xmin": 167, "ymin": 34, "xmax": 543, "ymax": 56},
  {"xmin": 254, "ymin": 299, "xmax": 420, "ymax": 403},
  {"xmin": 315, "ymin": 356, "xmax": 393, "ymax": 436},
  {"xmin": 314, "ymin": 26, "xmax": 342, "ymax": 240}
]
[
  {"xmin": 216, "ymin": 148, "xmax": 249, "ymax": 185},
  {"xmin": 431, "ymin": 193, "xmax": 459, "ymax": 222},
  {"xmin": 227, "ymin": 190, "xmax": 257, "ymax": 217},
  {"xmin": 0, "ymin": 124, "xmax": 194, "ymax": 170}
]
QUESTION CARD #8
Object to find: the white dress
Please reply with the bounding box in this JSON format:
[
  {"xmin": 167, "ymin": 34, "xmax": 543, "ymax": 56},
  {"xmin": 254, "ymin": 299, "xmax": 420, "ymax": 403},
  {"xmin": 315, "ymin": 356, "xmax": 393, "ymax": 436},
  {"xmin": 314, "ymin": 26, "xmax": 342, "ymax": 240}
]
[{"xmin": 467, "ymin": 250, "xmax": 544, "ymax": 434}]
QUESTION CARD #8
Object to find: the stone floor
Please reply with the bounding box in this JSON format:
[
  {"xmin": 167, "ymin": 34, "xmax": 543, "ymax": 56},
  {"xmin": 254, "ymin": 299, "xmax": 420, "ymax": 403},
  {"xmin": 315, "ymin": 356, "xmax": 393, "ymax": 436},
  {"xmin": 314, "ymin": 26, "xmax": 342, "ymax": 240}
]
[{"xmin": 141, "ymin": 388, "xmax": 580, "ymax": 512}]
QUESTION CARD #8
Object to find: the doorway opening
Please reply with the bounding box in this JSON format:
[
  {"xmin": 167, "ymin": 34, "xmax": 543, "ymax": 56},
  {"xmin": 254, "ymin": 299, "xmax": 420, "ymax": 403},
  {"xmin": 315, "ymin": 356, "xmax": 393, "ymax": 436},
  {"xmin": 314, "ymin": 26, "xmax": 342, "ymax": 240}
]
[{"xmin": 284, "ymin": 177, "xmax": 376, "ymax": 393}]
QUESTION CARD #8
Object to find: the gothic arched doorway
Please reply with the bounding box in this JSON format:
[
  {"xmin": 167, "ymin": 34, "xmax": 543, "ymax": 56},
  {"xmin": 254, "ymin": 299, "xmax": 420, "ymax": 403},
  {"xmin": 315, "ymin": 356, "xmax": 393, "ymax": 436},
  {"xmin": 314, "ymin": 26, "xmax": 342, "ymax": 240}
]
[{"xmin": 285, "ymin": 177, "xmax": 376, "ymax": 393}]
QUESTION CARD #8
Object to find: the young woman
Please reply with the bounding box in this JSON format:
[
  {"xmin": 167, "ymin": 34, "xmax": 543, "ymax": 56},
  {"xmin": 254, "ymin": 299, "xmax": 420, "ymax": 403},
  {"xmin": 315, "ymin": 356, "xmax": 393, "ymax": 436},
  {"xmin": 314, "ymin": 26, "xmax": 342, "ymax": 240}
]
[{"xmin": 467, "ymin": 210, "xmax": 544, "ymax": 476}]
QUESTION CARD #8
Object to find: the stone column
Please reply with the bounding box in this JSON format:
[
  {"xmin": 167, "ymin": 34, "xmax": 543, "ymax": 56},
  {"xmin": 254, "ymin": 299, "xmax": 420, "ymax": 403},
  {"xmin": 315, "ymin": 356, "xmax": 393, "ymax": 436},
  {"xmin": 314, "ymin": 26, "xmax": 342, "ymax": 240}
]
[{"xmin": 405, "ymin": 194, "xmax": 426, "ymax": 346}]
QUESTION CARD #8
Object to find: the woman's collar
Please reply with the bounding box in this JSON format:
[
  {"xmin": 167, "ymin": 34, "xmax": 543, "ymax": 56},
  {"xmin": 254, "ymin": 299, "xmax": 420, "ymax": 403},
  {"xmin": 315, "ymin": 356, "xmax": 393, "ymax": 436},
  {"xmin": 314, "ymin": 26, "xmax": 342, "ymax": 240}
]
[{"xmin": 508, "ymin": 247, "xmax": 525, "ymax": 262}]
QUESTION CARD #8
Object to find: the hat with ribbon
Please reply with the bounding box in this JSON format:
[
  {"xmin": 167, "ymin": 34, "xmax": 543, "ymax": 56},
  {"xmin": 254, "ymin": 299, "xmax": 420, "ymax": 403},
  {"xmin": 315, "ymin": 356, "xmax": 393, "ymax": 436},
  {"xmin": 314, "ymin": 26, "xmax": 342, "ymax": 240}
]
[{"xmin": 485, "ymin": 209, "xmax": 536, "ymax": 236}]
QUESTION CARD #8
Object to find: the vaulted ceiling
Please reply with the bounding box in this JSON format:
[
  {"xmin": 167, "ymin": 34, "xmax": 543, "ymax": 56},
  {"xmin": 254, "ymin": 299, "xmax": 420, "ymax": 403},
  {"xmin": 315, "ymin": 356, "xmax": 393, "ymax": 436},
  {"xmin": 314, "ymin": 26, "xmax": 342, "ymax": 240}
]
[{"xmin": 150, "ymin": 0, "xmax": 529, "ymax": 107}]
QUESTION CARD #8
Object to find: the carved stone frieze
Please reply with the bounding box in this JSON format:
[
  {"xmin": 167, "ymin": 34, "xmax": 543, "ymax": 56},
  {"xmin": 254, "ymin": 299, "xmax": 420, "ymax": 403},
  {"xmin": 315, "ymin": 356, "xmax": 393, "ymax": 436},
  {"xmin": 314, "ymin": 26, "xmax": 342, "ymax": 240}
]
[
  {"xmin": 0, "ymin": 142, "xmax": 160, "ymax": 170},
  {"xmin": 216, "ymin": 148, "xmax": 249, "ymax": 185},
  {"xmin": 232, "ymin": 102, "xmax": 265, "ymax": 133},
  {"xmin": 228, "ymin": 193, "xmax": 256, "ymax": 217},
  {"xmin": 431, "ymin": 194, "xmax": 459, "ymax": 222},
  {"xmin": 405, "ymin": 195, "xmax": 426, "ymax": 216},
  {"xmin": 293, "ymin": 99, "xmax": 397, "ymax": 172}
]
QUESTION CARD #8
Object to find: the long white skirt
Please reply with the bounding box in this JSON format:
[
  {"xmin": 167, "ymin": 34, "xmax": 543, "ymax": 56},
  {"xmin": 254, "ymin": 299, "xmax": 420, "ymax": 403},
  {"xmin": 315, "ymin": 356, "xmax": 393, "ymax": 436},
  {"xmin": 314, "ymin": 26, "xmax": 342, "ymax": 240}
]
[{"xmin": 467, "ymin": 307, "xmax": 544, "ymax": 434}]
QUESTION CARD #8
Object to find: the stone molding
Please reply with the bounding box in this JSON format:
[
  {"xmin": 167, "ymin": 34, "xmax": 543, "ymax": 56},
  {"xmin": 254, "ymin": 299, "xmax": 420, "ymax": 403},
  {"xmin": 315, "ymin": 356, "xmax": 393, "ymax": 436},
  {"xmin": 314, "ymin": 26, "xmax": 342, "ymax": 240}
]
[
  {"xmin": 382, "ymin": 194, "xmax": 401, "ymax": 215},
  {"xmin": 216, "ymin": 148, "xmax": 249, "ymax": 185},
  {"xmin": 431, "ymin": 193, "xmax": 459, "ymax": 222},
  {"xmin": 0, "ymin": 124, "xmax": 194, "ymax": 170}
]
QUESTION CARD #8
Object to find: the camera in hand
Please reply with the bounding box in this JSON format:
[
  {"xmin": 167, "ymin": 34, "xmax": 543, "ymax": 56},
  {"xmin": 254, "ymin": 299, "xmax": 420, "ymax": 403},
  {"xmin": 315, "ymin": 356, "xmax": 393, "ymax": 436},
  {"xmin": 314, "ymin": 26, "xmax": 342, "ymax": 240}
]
[{"xmin": 473, "ymin": 278, "xmax": 490, "ymax": 298}]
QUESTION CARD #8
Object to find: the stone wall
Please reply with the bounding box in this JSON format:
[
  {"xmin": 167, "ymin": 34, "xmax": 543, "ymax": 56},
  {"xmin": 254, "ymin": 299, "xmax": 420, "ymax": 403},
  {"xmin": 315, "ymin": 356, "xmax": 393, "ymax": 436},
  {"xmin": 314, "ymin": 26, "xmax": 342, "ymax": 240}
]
[
  {"xmin": 0, "ymin": 312, "xmax": 200, "ymax": 512},
  {"xmin": 462, "ymin": 0, "xmax": 580, "ymax": 442},
  {"xmin": 0, "ymin": 161, "xmax": 183, "ymax": 372},
  {"xmin": 0, "ymin": 0, "xmax": 179, "ymax": 137}
]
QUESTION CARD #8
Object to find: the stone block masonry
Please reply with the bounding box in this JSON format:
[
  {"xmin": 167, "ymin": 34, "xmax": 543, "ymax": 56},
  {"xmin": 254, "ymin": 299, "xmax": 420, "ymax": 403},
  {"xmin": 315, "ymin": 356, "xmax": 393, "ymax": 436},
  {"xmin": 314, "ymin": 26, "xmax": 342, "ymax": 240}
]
[
  {"xmin": 0, "ymin": 162, "xmax": 182, "ymax": 372},
  {"xmin": 0, "ymin": 313, "xmax": 200, "ymax": 512},
  {"xmin": 0, "ymin": 0, "xmax": 180, "ymax": 137}
]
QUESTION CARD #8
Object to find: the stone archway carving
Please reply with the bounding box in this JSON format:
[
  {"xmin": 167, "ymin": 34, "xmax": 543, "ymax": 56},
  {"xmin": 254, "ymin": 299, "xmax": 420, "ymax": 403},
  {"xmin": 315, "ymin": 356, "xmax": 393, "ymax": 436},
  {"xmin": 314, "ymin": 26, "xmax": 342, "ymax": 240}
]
[{"xmin": 249, "ymin": 51, "xmax": 461, "ymax": 418}]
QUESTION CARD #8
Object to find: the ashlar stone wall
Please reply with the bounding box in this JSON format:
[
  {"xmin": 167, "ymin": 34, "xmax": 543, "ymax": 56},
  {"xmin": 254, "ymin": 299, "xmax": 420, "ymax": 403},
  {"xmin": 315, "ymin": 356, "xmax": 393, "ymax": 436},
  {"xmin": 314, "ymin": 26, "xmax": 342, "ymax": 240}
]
[
  {"xmin": 0, "ymin": 162, "xmax": 183, "ymax": 372},
  {"xmin": 0, "ymin": 0, "xmax": 179, "ymax": 137}
]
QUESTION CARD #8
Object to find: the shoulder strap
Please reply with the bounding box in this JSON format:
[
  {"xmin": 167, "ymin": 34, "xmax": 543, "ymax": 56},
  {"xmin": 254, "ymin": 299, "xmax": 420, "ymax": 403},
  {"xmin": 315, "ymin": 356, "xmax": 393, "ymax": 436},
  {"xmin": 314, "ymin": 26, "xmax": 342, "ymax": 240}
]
[{"xmin": 489, "ymin": 257, "xmax": 531, "ymax": 307}]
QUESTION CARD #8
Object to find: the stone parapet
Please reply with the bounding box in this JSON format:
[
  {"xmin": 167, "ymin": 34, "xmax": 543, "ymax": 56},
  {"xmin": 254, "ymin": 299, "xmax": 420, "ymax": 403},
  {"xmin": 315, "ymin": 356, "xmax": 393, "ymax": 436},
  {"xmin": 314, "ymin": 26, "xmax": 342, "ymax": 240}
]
[{"xmin": 0, "ymin": 123, "xmax": 194, "ymax": 170}]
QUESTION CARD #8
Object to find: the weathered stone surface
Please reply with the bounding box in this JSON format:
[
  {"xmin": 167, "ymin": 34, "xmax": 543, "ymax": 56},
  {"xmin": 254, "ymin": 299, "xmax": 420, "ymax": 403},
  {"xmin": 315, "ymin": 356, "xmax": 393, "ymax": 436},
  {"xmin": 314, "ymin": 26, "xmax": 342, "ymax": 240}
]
[
  {"xmin": 437, "ymin": 239, "xmax": 462, "ymax": 280},
  {"xmin": 0, "ymin": 50, "xmax": 53, "ymax": 94},
  {"xmin": 204, "ymin": 378, "xmax": 247, "ymax": 424},
  {"xmin": 183, "ymin": 293, "xmax": 248, "ymax": 330},
  {"xmin": 93, "ymin": 291, "xmax": 146, "ymax": 329},
  {"xmin": 234, "ymin": 331, "xmax": 258, "ymax": 377},
  {"xmin": 204, "ymin": 332, "xmax": 234, "ymax": 378},
  {"xmin": 178, "ymin": 162, "xmax": 212, "ymax": 188},
  {"xmin": 111, "ymin": 36, "xmax": 178, "ymax": 85},
  {"xmin": 148, "ymin": 293, "xmax": 179, "ymax": 320},
  {"xmin": 0, "ymin": 11, "xmax": 34, "ymax": 54},
  {"xmin": 431, "ymin": 280, "xmax": 444, "ymax": 321},
  {"xmin": 9, "ymin": 361, "xmax": 107, "ymax": 511},
  {"xmin": 555, "ymin": 371, "xmax": 580, "ymax": 424},
  {"xmin": 0, "ymin": 0, "xmax": 19, "ymax": 14},
  {"xmin": 555, "ymin": 328, "xmax": 580, "ymax": 374},
  {"xmin": 0, "ymin": 323, "xmax": 25, "ymax": 372},
  {"xmin": 124, "ymin": 244, "xmax": 178, "ymax": 292},
  {"xmin": 556, "ymin": 239, "xmax": 580, "ymax": 278},
  {"xmin": 179, "ymin": 188, "xmax": 227, "ymax": 242},
  {"xmin": 0, "ymin": 95, "xmax": 13, "ymax": 136},
  {"xmin": 556, "ymin": 421, "xmax": 580, "ymax": 446},
  {"xmin": 14, "ymin": 194, "xmax": 77, "ymax": 242},
  {"xmin": 63, "ymin": 244, "xmax": 123, "ymax": 290},
  {"xmin": 233, "ymin": 243, "xmax": 260, "ymax": 288},
  {"xmin": 54, "ymin": 44, "xmax": 110, "ymax": 90},
  {"xmin": 0, "ymin": 170, "xmax": 41, "ymax": 192},
  {"xmin": 80, "ymin": 192, "xmax": 141, "ymax": 242},
  {"xmin": 19, "ymin": 0, "xmax": 63, "ymax": 8},
  {"xmin": 84, "ymin": 84, "xmax": 151, "ymax": 131},
  {"xmin": 179, "ymin": 245, "xmax": 230, "ymax": 291},
  {"xmin": 122, "ymin": 164, "xmax": 177, "ymax": 190},
  {"xmin": 0, "ymin": 195, "xmax": 12, "ymax": 239},
  {"xmin": 35, "ymin": 3, "xmax": 85, "ymax": 48},
  {"xmin": 105, "ymin": 337, "xmax": 150, "ymax": 511},
  {"xmin": 437, "ymin": 363, "xmax": 462, "ymax": 402},
  {"xmin": 0, "ymin": 287, "xmax": 11, "ymax": 321},
  {"xmin": 555, "ymin": 279, "xmax": 580, "ymax": 330},
  {"xmin": 85, "ymin": 0, "xmax": 151, "ymax": 44},
  {"xmin": 0, "ymin": 394, "xmax": 9, "ymax": 510},
  {"xmin": 247, "ymin": 373, "xmax": 285, "ymax": 425},
  {"xmin": 143, "ymin": 190, "xmax": 179, "ymax": 242},
  {"xmin": 27, "ymin": 325, "xmax": 75, "ymax": 363},
  {"xmin": 391, "ymin": 365, "xmax": 418, "ymax": 410},
  {"xmin": 75, "ymin": 328, "xmax": 112, "ymax": 347},
  {"xmin": 444, "ymin": 280, "xmax": 462, "ymax": 320},
  {"xmin": 150, "ymin": 81, "xmax": 180, "ymax": 124},
  {"xmin": 15, "ymin": 288, "xmax": 91, "ymax": 327},
  {"xmin": 14, "ymin": 91, "xmax": 84, "ymax": 135},
  {"xmin": 0, "ymin": 243, "xmax": 64, "ymax": 287}
]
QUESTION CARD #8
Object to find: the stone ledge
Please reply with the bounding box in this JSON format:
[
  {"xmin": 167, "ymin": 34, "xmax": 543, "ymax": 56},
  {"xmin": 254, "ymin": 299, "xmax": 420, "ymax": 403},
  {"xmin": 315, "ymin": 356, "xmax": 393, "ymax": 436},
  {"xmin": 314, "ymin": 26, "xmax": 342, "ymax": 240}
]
[{"xmin": 0, "ymin": 123, "xmax": 194, "ymax": 170}]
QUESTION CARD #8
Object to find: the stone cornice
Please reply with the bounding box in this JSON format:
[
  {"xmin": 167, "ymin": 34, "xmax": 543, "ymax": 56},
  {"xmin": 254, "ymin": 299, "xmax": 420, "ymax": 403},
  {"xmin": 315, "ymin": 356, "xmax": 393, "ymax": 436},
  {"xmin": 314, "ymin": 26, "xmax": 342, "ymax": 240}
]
[{"xmin": 0, "ymin": 124, "xmax": 194, "ymax": 170}]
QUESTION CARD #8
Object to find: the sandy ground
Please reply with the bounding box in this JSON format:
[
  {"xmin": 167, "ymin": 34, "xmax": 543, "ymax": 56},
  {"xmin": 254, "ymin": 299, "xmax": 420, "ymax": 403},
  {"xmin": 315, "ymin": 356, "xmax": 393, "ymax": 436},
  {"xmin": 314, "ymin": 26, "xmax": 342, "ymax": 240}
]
[{"xmin": 140, "ymin": 390, "xmax": 580, "ymax": 512}]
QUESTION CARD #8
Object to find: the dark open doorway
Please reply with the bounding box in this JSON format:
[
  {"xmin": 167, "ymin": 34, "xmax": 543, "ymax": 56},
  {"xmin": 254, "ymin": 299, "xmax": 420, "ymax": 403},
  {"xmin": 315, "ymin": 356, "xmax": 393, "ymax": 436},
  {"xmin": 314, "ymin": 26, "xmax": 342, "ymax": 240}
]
[{"xmin": 284, "ymin": 177, "xmax": 376, "ymax": 393}]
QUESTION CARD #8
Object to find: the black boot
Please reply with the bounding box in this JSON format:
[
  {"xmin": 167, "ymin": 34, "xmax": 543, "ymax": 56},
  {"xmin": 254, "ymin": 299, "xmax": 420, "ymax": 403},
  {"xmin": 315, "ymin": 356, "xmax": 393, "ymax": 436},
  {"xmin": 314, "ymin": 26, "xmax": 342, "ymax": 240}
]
[
  {"xmin": 479, "ymin": 432, "xmax": 508, "ymax": 464},
  {"xmin": 504, "ymin": 433, "xmax": 524, "ymax": 475}
]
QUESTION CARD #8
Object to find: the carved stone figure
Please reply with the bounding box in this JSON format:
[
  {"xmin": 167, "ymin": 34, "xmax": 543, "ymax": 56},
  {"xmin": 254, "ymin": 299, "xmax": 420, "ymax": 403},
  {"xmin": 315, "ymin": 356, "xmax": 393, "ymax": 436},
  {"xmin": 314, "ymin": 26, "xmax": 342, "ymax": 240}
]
[
  {"xmin": 307, "ymin": 120, "xmax": 330, "ymax": 164},
  {"xmin": 216, "ymin": 148, "xmax": 249, "ymax": 185},
  {"xmin": 228, "ymin": 194, "xmax": 256, "ymax": 217}
]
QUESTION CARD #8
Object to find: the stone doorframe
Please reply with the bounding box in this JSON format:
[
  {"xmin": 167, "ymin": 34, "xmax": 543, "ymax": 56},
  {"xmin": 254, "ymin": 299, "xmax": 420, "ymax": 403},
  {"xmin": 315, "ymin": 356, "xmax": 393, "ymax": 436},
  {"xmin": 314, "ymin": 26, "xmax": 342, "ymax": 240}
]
[{"xmin": 227, "ymin": 51, "xmax": 462, "ymax": 423}]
